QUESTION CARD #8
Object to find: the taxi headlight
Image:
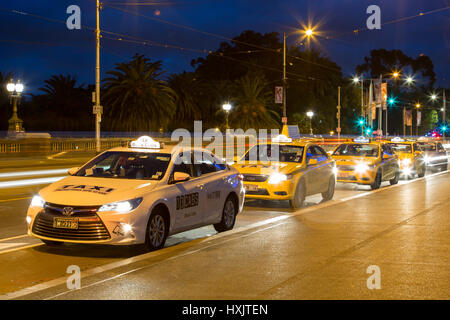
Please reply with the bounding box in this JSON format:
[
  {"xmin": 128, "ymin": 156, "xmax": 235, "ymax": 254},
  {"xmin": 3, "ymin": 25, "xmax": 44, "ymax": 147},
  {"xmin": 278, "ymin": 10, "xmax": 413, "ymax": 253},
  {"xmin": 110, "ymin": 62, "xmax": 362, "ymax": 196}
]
[
  {"xmin": 268, "ymin": 173, "xmax": 290, "ymax": 184},
  {"xmin": 401, "ymin": 158, "xmax": 411, "ymax": 166},
  {"xmin": 30, "ymin": 195, "xmax": 45, "ymax": 208},
  {"xmin": 355, "ymin": 164, "xmax": 370, "ymax": 174},
  {"xmin": 98, "ymin": 198, "xmax": 143, "ymax": 213}
]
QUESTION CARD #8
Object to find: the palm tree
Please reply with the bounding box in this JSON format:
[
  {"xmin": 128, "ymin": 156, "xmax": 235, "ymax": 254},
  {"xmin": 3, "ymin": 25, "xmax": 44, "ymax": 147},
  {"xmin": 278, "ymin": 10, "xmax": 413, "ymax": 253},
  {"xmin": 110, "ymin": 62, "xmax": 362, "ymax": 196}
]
[
  {"xmin": 168, "ymin": 72, "xmax": 201, "ymax": 129},
  {"xmin": 102, "ymin": 54, "xmax": 176, "ymax": 131},
  {"xmin": 229, "ymin": 73, "xmax": 280, "ymax": 130}
]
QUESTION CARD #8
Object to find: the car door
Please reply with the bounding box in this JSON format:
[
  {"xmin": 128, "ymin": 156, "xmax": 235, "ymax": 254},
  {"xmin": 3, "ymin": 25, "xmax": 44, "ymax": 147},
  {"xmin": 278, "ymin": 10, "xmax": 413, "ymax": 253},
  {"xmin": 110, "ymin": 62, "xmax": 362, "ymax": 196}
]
[
  {"xmin": 303, "ymin": 146, "xmax": 322, "ymax": 195},
  {"xmin": 312, "ymin": 145, "xmax": 332, "ymax": 191},
  {"xmin": 192, "ymin": 150, "xmax": 225, "ymax": 224},
  {"xmin": 169, "ymin": 151, "xmax": 203, "ymax": 231},
  {"xmin": 381, "ymin": 144, "xmax": 395, "ymax": 179}
]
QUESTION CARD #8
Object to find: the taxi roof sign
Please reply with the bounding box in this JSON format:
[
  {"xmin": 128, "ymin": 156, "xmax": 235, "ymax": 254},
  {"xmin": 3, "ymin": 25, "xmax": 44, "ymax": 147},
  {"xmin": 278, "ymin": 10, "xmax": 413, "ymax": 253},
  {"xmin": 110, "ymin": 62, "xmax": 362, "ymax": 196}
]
[
  {"xmin": 130, "ymin": 136, "xmax": 161, "ymax": 149},
  {"xmin": 353, "ymin": 136, "xmax": 370, "ymax": 143},
  {"xmin": 272, "ymin": 134, "xmax": 292, "ymax": 143},
  {"xmin": 391, "ymin": 137, "xmax": 405, "ymax": 142}
]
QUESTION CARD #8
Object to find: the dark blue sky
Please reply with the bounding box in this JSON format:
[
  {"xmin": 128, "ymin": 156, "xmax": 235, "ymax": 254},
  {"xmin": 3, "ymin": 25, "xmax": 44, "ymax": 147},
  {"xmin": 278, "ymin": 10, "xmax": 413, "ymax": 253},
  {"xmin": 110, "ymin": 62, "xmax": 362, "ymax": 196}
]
[{"xmin": 0, "ymin": 0, "xmax": 449, "ymax": 95}]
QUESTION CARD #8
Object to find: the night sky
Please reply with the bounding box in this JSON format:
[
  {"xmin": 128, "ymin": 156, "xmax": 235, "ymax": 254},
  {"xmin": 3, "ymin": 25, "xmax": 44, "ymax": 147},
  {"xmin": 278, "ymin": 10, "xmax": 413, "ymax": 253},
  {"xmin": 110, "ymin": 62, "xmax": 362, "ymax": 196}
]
[{"xmin": 0, "ymin": 0, "xmax": 449, "ymax": 95}]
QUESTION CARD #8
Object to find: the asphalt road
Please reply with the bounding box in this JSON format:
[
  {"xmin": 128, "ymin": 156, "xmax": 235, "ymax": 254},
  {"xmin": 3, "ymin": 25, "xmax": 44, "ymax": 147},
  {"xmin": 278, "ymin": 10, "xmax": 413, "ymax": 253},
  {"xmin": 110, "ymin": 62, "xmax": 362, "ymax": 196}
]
[{"xmin": 0, "ymin": 157, "xmax": 449, "ymax": 299}]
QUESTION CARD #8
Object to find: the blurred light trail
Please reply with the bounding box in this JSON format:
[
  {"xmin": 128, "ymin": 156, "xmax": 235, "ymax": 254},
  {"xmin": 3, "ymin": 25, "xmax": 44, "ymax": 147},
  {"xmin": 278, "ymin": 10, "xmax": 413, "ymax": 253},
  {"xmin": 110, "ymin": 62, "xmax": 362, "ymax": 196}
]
[{"xmin": 0, "ymin": 169, "xmax": 68, "ymax": 179}]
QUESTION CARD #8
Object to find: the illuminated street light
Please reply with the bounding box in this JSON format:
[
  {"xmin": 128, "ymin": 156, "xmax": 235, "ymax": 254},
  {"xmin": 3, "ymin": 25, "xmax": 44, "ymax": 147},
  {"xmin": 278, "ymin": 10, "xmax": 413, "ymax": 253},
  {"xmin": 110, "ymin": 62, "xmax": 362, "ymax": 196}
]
[
  {"xmin": 6, "ymin": 79, "xmax": 25, "ymax": 135},
  {"xmin": 393, "ymin": 71, "xmax": 399, "ymax": 79},
  {"xmin": 352, "ymin": 76, "xmax": 360, "ymax": 84},
  {"xmin": 405, "ymin": 76, "xmax": 414, "ymax": 84},
  {"xmin": 416, "ymin": 103, "xmax": 421, "ymax": 108},
  {"xmin": 430, "ymin": 94, "xmax": 437, "ymax": 101},
  {"xmin": 223, "ymin": 103, "xmax": 232, "ymax": 130},
  {"xmin": 305, "ymin": 29, "xmax": 314, "ymax": 37},
  {"xmin": 306, "ymin": 111, "xmax": 314, "ymax": 135}
]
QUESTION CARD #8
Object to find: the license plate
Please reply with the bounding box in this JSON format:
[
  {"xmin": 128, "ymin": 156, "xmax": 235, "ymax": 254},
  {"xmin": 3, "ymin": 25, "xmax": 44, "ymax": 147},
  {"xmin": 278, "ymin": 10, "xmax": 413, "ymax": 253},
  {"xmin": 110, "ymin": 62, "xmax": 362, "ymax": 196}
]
[
  {"xmin": 244, "ymin": 184, "xmax": 259, "ymax": 192},
  {"xmin": 338, "ymin": 171, "xmax": 350, "ymax": 178},
  {"xmin": 53, "ymin": 217, "xmax": 79, "ymax": 229}
]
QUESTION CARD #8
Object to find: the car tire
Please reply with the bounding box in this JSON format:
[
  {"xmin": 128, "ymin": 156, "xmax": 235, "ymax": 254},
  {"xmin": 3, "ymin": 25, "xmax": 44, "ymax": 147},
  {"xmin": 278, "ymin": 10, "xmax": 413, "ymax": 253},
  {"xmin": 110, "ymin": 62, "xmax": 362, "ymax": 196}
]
[
  {"xmin": 145, "ymin": 208, "xmax": 169, "ymax": 251},
  {"xmin": 41, "ymin": 239, "xmax": 63, "ymax": 246},
  {"xmin": 370, "ymin": 170, "xmax": 382, "ymax": 190},
  {"xmin": 289, "ymin": 179, "xmax": 305, "ymax": 209},
  {"xmin": 214, "ymin": 195, "xmax": 237, "ymax": 232},
  {"xmin": 321, "ymin": 176, "xmax": 335, "ymax": 201},
  {"xmin": 389, "ymin": 169, "xmax": 399, "ymax": 185},
  {"xmin": 418, "ymin": 165, "xmax": 426, "ymax": 178}
]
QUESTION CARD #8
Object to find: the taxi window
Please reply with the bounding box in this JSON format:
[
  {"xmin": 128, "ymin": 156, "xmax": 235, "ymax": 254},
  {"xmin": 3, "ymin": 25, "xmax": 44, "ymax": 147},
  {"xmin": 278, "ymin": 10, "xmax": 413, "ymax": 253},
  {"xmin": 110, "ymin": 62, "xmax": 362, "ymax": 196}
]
[
  {"xmin": 76, "ymin": 151, "xmax": 171, "ymax": 180},
  {"xmin": 243, "ymin": 145, "xmax": 304, "ymax": 163},
  {"xmin": 172, "ymin": 152, "xmax": 196, "ymax": 177},
  {"xmin": 333, "ymin": 144, "xmax": 379, "ymax": 157},
  {"xmin": 388, "ymin": 143, "xmax": 412, "ymax": 154},
  {"xmin": 193, "ymin": 151, "xmax": 218, "ymax": 176},
  {"xmin": 306, "ymin": 146, "xmax": 328, "ymax": 162},
  {"xmin": 418, "ymin": 143, "xmax": 436, "ymax": 151}
]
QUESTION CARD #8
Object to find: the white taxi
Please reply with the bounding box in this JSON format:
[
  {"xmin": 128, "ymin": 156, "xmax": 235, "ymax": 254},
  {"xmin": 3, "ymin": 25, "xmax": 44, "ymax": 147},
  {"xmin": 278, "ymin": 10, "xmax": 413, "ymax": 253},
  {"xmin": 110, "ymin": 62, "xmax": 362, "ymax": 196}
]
[{"xmin": 26, "ymin": 136, "xmax": 245, "ymax": 251}]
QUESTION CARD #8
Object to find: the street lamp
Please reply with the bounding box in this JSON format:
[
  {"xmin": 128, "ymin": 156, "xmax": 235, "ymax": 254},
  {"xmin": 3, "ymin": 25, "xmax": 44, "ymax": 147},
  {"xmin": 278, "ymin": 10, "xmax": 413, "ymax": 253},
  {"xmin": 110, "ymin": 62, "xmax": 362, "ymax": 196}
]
[
  {"xmin": 306, "ymin": 111, "xmax": 314, "ymax": 135},
  {"xmin": 222, "ymin": 103, "xmax": 232, "ymax": 130},
  {"xmin": 415, "ymin": 103, "xmax": 421, "ymax": 136},
  {"xmin": 352, "ymin": 75, "xmax": 365, "ymax": 135},
  {"xmin": 282, "ymin": 27, "xmax": 315, "ymax": 125},
  {"xmin": 6, "ymin": 79, "xmax": 25, "ymax": 134}
]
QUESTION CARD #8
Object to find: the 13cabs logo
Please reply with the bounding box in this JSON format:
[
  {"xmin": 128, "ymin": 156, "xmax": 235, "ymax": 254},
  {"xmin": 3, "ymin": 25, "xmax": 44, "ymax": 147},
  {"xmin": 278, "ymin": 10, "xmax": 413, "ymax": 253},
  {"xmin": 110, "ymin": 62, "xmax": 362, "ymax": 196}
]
[{"xmin": 176, "ymin": 193, "xmax": 199, "ymax": 210}]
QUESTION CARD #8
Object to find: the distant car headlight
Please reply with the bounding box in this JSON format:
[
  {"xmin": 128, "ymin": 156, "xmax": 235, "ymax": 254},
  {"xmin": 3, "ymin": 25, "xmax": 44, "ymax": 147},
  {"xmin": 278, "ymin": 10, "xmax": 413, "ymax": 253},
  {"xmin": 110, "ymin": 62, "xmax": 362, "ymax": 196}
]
[
  {"xmin": 98, "ymin": 198, "xmax": 143, "ymax": 213},
  {"xmin": 268, "ymin": 173, "xmax": 288, "ymax": 184},
  {"xmin": 30, "ymin": 195, "xmax": 45, "ymax": 208},
  {"xmin": 355, "ymin": 164, "xmax": 370, "ymax": 174}
]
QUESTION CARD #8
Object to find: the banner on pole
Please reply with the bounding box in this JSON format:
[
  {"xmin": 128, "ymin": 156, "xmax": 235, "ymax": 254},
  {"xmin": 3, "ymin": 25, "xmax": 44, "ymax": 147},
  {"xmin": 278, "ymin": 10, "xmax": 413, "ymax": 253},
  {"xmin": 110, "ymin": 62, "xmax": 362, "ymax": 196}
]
[
  {"xmin": 275, "ymin": 86, "xmax": 283, "ymax": 104},
  {"xmin": 417, "ymin": 111, "xmax": 422, "ymax": 126},
  {"xmin": 405, "ymin": 110, "xmax": 413, "ymax": 126},
  {"xmin": 374, "ymin": 79, "xmax": 382, "ymax": 104},
  {"xmin": 381, "ymin": 83, "xmax": 387, "ymax": 110}
]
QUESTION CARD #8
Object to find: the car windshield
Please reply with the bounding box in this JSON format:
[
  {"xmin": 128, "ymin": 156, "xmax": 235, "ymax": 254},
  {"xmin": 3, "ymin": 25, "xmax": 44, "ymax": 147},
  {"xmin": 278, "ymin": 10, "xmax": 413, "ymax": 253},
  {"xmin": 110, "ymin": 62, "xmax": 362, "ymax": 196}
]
[
  {"xmin": 243, "ymin": 144, "xmax": 305, "ymax": 163},
  {"xmin": 417, "ymin": 142, "xmax": 436, "ymax": 151},
  {"xmin": 333, "ymin": 144, "xmax": 379, "ymax": 157},
  {"xmin": 388, "ymin": 143, "xmax": 412, "ymax": 153},
  {"xmin": 75, "ymin": 151, "xmax": 171, "ymax": 180}
]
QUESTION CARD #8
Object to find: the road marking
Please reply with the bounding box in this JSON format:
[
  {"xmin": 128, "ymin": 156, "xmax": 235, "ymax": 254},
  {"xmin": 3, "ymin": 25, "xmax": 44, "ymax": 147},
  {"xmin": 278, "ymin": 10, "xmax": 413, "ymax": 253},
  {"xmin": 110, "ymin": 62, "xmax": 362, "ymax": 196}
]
[
  {"xmin": 1, "ymin": 170, "xmax": 448, "ymax": 300},
  {"xmin": 0, "ymin": 168, "xmax": 68, "ymax": 179},
  {"xmin": 0, "ymin": 243, "xmax": 42, "ymax": 256},
  {"xmin": 0, "ymin": 176, "xmax": 65, "ymax": 189},
  {"xmin": 0, "ymin": 234, "xmax": 29, "ymax": 242},
  {"xmin": 47, "ymin": 152, "xmax": 67, "ymax": 160},
  {"xmin": 0, "ymin": 197, "xmax": 31, "ymax": 203}
]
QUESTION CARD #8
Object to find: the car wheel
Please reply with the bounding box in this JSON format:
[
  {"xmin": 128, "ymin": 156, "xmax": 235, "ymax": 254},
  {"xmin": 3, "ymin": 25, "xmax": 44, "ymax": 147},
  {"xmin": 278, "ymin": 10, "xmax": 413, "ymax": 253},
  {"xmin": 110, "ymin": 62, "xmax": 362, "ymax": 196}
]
[
  {"xmin": 418, "ymin": 165, "xmax": 426, "ymax": 178},
  {"xmin": 289, "ymin": 180, "xmax": 305, "ymax": 209},
  {"xmin": 370, "ymin": 170, "xmax": 382, "ymax": 190},
  {"xmin": 214, "ymin": 196, "xmax": 237, "ymax": 232},
  {"xmin": 389, "ymin": 169, "xmax": 399, "ymax": 185},
  {"xmin": 321, "ymin": 176, "xmax": 335, "ymax": 201},
  {"xmin": 145, "ymin": 209, "xmax": 168, "ymax": 251},
  {"xmin": 41, "ymin": 239, "xmax": 63, "ymax": 246}
]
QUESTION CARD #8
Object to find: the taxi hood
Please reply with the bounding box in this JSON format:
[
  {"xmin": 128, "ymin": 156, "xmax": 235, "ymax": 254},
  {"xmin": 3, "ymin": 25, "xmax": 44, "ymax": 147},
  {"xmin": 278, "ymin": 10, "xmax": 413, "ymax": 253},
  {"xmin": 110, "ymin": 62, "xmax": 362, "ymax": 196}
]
[
  {"xmin": 233, "ymin": 162, "xmax": 304, "ymax": 175},
  {"xmin": 332, "ymin": 156, "xmax": 377, "ymax": 166},
  {"xmin": 39, "ymin": 176, "xmax": 158, "ymax": 206}
]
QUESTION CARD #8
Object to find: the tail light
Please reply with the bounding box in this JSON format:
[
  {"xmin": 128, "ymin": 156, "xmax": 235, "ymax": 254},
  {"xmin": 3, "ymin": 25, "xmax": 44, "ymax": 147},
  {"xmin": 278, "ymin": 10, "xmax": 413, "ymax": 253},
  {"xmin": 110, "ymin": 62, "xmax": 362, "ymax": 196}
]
[{"xmin": 238, "ymin": 174, "xmax": 244, "ymax": 181}]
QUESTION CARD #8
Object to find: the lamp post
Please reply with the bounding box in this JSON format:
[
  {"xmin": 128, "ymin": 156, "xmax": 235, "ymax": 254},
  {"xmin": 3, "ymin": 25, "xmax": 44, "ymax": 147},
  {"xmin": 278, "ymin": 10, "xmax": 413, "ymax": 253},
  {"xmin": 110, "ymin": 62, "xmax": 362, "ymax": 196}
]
[
  {"xmin": 306, "ymin": 111, "xmax": 314, "ymax": 135},
  {"xmin": 6, "ymin": 80, "xmax": 24, "ymax": 134},
  {"xmin": 222, "ymin": 103, "xmax": 232, "ymax": 130},
  {"xmin": 415, "ymin": 103, "xmax": 421, "ymax": 136},
  {"xmin": 353, "ymin": 75, "xmax": 364, "ymax": 135},
  {"xmin": 283, "ymin": 28, "xmax": 314, "ymax": 125}
]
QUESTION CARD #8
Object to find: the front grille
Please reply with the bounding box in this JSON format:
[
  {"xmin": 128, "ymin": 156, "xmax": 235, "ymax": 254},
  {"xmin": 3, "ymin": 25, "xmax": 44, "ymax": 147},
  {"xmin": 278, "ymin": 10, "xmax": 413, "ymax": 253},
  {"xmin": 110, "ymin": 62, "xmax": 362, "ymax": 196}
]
[
  {"xmin": 242, "ymin": 174, "xmax": 269, "ymax": 182},
  {"xmin": 32, "ymin": 203, "xmax": 110, "ymax": 241},
  {"xmin": 246, "ymin": 189, "xmax": 270, "ymax": 195},
  {"xmin": 337, "ymin": 165, "xmax": 355, "ymax": 171},
  {"xmin": 337, "ymin": 175, "xmax": 357, "ymax": 181}
]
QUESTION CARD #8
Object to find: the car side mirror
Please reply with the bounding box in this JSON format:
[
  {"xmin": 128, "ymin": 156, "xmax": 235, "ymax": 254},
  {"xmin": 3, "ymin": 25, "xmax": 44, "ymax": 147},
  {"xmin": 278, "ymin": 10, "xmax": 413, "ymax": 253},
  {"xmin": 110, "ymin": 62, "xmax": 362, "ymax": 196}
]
[
  {"xmin": 68, "ymin": 167, "xmax": 79, "ymax": 176},
  {"xmin": 172, "ymin": 171, "xmax": 190, "ymax": 183},
  {"xmin": 308, "ymin": 158, "xmax": 318, "ymax": 166},
  {"xmin": 383, "ymin": 153, "xmax": 390, "ymax": 159}
]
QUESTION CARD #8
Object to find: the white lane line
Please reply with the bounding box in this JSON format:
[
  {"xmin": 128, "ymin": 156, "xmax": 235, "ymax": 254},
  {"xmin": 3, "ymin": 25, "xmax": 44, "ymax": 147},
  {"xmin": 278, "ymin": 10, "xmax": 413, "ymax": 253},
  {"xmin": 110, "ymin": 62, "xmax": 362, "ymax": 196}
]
[
  {"xmin": 0, "ymin": 197, "xmax": 31, "ymax": 203},
  {"xmin": 0, "ymin": 169, "xmax": 68, "ymax": 179},
  {"xmin": 1, "ymin": 170, "xmax": 448, "ymax": 300},
  {"xmin": 0, "ymin": 176, "xmax": 65, "ymax": 189},
  {"xmin": 0, "ymin": 243, "xmax": 30, "ymax": 251},
  {"xmin": 47, "ymin": 152, "xmax": 67, "ymax": 160},
  {"xmin": 0, "ymin": 234, "xmax": 29, "ymax": 242}
]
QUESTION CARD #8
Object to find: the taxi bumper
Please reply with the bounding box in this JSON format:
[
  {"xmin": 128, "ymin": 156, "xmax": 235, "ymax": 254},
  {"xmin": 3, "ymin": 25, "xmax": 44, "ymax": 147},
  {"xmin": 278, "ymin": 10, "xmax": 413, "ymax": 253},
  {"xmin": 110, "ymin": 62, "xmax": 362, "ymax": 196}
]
[
  {"xmin": 243, "ymin": 179, "xmax": 294, "ymax": 200},
  {"xmin": 335, "ymin": 168, "xmax": 376, "ymax": 184}
]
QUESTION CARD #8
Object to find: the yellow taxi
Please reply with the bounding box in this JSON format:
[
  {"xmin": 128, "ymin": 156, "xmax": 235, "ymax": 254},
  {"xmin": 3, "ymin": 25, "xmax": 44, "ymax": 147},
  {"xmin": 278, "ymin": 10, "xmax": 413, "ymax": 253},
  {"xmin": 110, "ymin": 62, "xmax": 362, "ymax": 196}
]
[
  {"xmin": 386, "ymin": 137, "xmax": 426, "ymax": 179},
  {"xmin": 232, "ymin": 135, "xmax": 335, "ymax": 209},
  {"xmin": 331, "ymin": 137, "xmax": 399, "ymax": 190}
]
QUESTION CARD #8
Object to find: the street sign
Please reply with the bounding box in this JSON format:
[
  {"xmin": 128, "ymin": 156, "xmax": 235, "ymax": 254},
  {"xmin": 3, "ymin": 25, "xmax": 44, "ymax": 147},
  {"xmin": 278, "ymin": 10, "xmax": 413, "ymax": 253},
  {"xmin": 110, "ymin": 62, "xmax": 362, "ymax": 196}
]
[
  {"xmin": 93, "ymin": 105, "xmax": 103, "ymax": 115},
  {"xmin": 281, "ymin": 117, "xmax": 287, "ymax": 124},
  {"xmin": 275, "ymin": 87, "xmax": 283, "ymax": 104}
]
